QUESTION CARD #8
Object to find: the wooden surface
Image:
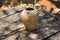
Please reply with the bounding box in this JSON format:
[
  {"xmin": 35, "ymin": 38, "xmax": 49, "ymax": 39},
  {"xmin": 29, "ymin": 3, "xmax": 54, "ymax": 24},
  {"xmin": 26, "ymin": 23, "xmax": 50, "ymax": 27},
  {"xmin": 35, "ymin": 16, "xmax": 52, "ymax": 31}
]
[{"xmin": 0, "ymin": 6, "xmax": 60, "ymax": 40}]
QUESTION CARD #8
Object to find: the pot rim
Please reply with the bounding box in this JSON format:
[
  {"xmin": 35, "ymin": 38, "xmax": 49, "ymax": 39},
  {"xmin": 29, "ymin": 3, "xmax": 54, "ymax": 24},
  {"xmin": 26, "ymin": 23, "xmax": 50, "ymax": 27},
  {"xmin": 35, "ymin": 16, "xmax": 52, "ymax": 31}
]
[{"xmin": 25, "ymin": 7, "xmax": 37, "ymax": 12}]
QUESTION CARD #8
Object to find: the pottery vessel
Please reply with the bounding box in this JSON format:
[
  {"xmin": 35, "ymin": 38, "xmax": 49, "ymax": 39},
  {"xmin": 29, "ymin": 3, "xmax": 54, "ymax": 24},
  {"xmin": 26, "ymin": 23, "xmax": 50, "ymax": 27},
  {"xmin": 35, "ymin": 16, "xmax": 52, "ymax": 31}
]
[{"xmin": 21, "ymin": 8, "xmax": 39, "ymax": 31}]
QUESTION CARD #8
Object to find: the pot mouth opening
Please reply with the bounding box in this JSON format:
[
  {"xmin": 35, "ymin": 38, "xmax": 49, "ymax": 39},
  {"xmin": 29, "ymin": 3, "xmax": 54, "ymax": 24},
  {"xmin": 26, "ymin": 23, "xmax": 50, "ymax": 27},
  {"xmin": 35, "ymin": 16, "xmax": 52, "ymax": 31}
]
[{"xmin": 25, "ymin": 8, "xmax": 34, "ymax": 11}]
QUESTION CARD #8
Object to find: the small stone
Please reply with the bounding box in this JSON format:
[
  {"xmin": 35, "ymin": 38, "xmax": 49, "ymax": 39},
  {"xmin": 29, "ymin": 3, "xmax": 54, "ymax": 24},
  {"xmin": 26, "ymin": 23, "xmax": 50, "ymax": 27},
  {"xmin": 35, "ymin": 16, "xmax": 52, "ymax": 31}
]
[
  {"xmin": 18, "ymin": 23, "xmax": 25, "ymax": 31},
  {"xmin": 28, "ymin": 33, "xmax": 38, "ymax": 39}
]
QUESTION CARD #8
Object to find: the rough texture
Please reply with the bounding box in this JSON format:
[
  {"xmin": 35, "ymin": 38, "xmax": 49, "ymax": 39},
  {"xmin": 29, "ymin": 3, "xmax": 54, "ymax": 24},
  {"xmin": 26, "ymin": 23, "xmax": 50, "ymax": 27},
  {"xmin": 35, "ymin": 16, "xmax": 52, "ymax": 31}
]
[{"xmin": 0, "ymin": 5, "xmax": 60, "ymax": 40}]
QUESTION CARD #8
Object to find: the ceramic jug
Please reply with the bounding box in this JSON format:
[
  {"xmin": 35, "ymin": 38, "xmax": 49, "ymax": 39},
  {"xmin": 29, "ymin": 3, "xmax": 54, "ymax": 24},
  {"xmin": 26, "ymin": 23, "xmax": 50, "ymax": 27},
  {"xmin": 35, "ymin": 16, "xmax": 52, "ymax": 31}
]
[{"xmin": 21, "ymin": 8, "xmax": 39, "ymax": 31}]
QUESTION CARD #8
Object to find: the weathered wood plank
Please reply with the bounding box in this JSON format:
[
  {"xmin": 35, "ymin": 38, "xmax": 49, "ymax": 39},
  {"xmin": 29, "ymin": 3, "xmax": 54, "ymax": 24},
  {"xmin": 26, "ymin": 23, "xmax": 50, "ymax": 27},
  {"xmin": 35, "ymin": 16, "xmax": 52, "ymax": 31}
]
[
  {"xmin": 0, "ymin": 6, "xmax": 23, "ymax": 19},
  {"xmin": 5, "ymin": 13, "xmax": 21, "ymax": 23},
  {"xmin": 0, "ymin": 12, "xmax": 7, "ymax": 18},
  {"xmin": 0, "ymin": 19, "xmax": 22, "ymax": 35}
]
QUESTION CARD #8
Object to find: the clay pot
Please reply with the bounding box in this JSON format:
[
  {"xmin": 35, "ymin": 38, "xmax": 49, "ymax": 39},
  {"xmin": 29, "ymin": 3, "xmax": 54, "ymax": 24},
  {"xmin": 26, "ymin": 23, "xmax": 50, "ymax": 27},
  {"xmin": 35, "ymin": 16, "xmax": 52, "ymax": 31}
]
[{"xmin": 21, "ymin": 8, "xmax": 39, "ymax": 31}]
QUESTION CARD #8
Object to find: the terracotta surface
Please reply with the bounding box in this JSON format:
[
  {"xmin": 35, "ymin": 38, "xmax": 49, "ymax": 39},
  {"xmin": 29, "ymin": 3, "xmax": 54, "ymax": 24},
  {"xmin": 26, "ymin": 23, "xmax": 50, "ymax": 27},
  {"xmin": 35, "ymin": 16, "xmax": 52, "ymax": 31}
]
[{"xmin": 21, "ymin": 8, "xmax": 39, "ymax": 31}]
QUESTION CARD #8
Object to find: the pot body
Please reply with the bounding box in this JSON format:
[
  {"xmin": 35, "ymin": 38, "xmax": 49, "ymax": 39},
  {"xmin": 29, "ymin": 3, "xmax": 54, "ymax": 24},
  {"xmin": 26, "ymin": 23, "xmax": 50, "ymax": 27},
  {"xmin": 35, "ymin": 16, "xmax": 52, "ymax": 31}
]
[{"xmin": 21, "ymin": 8, "xmax": 39, "ymax": 31}]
